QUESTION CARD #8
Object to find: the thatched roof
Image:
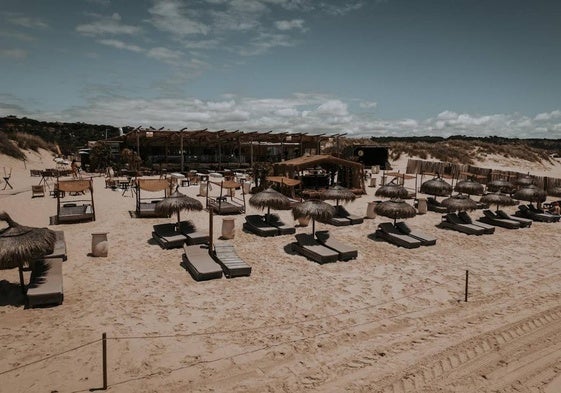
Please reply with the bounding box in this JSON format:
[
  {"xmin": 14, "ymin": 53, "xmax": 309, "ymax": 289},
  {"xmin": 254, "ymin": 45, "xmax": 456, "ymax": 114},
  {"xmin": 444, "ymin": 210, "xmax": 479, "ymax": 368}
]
[
  {"xmin": 249, "ymin": 188, "xmax": 292, "ymax": 211},
  {"xmin": 275, "ymin": 154, "xmax": 363, "ymax": 170}
]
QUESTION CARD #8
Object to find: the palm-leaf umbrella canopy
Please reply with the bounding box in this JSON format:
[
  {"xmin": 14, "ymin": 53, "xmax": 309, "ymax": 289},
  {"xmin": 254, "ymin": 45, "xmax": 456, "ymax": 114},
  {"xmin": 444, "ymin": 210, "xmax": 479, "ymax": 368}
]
[
  {"xmin": 249, "ymin": 187, "xmax": 292, "ymax": 220},
  {"xmin": 292, "ymin": 199, "xmax": 335, "ymax": 236},
  {"xmin": 454, "ymin": 179, "xmax": 484, "ymax": 196},
  {"xmin": 513, "ymin": 185, "xmax": 546, "ymax": 203},
  {"xmin": 480, "ymin": 192, "xmax": 519, "ymax": 211},
  {"xmin": 374, "ymin": 199, "xmax": 416, "ymax": 225},
  {"xmin": 320, "ymin": 185, "xmax": 356, "ymax": 206},
  {"xmin": 516, "ymin": 175, "xmax": 534, "ymax": 186},
  {"xmin": 441, "ymin": 194, "xmax": 478, "ymax": 212},
  {"xmin": 155, "ymin": 188, "xmax": 203, "ymax": 228},
  {"xmin": 420, "ymin": 177, "xmax": 452, "ymax": 198},
  {"xmin": 487, "ymin": 179, "xmax": 515, "ymax": 193},
  {"xmin": 0, "ymin": 212, "xmax": 56, "ymax": 294},
  {"xmin": 375, "ymin": 184, "xmax": 409, "ymax": 199}
]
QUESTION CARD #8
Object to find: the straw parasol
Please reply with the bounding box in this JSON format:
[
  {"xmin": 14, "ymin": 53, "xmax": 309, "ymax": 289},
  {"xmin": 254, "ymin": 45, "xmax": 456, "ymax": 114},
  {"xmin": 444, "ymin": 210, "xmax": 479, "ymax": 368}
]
[
  {"xmin": 0, "ymin": 212, "xmax": 56, "ymax": 295},
  {"xmin": 249, "ymin": 187, "xmax": 292, "ymax": 222},
  {"xmin": 454, "ymin": 179, "xmax": 484, "ymax": 196},
  {"xmin": 320, "ymin": 184, "xmax": 356, "ymax": 206},
  {"xmin": 441, "ymin": 194, "xmax": 478, "ymax": 212},
  {"xmin": 375, "ymin": 184, "xmax": 409, "ymax": 199},
  {"xmin": 487, "ymin": 179, "xmax": 515, "ymax": 193},
  {"xmin": 516, "ymin": 174, "xmax": 534, "ymax": 187},
  {"xmin": 420, "ymin": 177, "xmax": 452, "ymax": 199},
  {"xmin": 513, "ymin": 185, "xmax": 546, "ymax": 203},
  {"xmin": 155, "ymin": 187, "xmax": 203, "ymax": 229},
  {"xmin": 374, "ymin": 199, "xmax": 416, "ymax": 225},
  {"xmin": 292, "ymin": 199, "xmax": 335, "ymax": 236},
  {"xmin": 479, "ymin": 192, "xmax": 519, "ymax": 212}
]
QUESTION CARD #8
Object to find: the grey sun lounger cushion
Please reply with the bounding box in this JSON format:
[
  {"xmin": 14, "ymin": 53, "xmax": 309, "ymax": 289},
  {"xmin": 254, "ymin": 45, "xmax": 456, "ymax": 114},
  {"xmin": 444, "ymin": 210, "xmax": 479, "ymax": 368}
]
[
  {"xmin": 243, "ymin": 215, "xmax": 280, "ymax": 237},
  {"xmin": 335, "ymin": 205, "xmax": 364, "ymax": 225},
  {"xmin": 152, "ymin": 223, "xmax": 187, "ymax": 249},
  {"xmin": 437, "ymin": 213, "xmax": 486, "ymax": 235},
  {"xmin": 213, "ymin": 242, "xmax": 252, "ymax": 278},
  {"xmin": 315, "ymin": 230, "xmax": 358, "ymax": 260},
  {"xmin": 182, "ymin": 244, "xmax": 223, "ymax": 281},
  {"xmin": 478, "ymin": 210, "xmax": 520, "ymax": 229},
  {"xmin": 497, "ymin": 210, "xmax": 532, "ymax": 227},
  {"xmin": 27, "ymin": 258, "xmax": 64, "ymax": 307},
  {"xmin": 292, "ymin": 233, "xmax": 339, "ymax": 264},
  {"xmin": 265, "ymin": 214, "xmax": 296, "ymax": 235},
  {"xmin": 528, "ymin": 205, "xmax": 561, "ymax": 222},
  {"xmin": 374, "ymin": 222, "xmax": 422, "ymax": 248},
  {"xmin": 42, "ymin": 230, "xmax": 68, "ymax": 261},
  {"xmin": 395, "ymin": 221, "xmax": 437, "ymax": 246},
  {"xmin": 58, "ymin": 204, "xmax": 94, "ymax": 223},
  {"xmin": 458, "ymin": 211, "xmax": 495, "ymax": 234},
  {"xmin": 320, "ymin": 215, "xmax": 351, "ymax": 227},
  {"xmin": 138, "ymin": 201, "xmax": 168, "ymax": 217},
  {"xmin": 515, "ymin": 205, "xmax": 557, "ymax": 223},
  {"xmin": 179, "ymin": 221, "xmax": 209, "ymax": 245}
]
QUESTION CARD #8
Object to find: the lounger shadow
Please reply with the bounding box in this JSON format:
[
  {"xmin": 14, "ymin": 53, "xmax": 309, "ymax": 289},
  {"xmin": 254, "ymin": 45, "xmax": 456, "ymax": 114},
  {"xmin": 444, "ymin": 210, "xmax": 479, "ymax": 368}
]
[{"xmin": 315, "ymin": 230, "xmax": 358, "ymax": 260}]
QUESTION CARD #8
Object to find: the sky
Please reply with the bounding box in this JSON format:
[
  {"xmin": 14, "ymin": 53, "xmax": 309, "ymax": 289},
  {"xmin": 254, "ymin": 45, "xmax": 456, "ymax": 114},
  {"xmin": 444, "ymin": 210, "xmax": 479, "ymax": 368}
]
[{"xmin": 1, "ymin": 0, "xmax": 561, "ymax": 138}]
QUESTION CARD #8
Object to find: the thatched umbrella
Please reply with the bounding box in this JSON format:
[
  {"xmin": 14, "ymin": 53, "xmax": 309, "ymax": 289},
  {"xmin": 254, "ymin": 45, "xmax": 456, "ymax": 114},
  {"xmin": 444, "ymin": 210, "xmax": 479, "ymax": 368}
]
[
  {"xmin": 320, "ymin": 185, "xmax": 356, "ymax": 206},
  {"xmin": 454, "ymin": 179, "xmax": 484, "ymax": 196},
  {"xmin": 420, "ymin": 177, "xmax": 452, "ymax": 200},
  {"xmin": 249, "ymin": 187, "xmax": 292, "ymax": 222},
  {"xmin": 155, "ymin": 187, "xmax": 203, "ymax": 229},
  {"xmin": 375, "ymin": 184, "xmax": 409, "ymax": 199},
  {"xmin": 513, "ymin": 185, "xmax": 546, "ymax": 204},
  {"xmin": 292, "ymin": 199, "xmax": 335, "ymax": 236},
  {"xmin": 516, "ymin": 175, "xmax": 534, "ymax": 187},
  {"xmin": 374, "ymin": 199, "xmax": 416, "ymax": 225},
  {"xmin": 441, "ymin": 194, "xmax": 478, "ymax": 212},
  {"xmin": 0, "ymin": 212, "xmax": 56, "ymax": 295},
  {"xmin": 480, "ymin": 192, "xmax": 519, "ymax": 212},
  {"xmin": 487, "ymin": 179, "xmax": 515, "ymax": 193}
]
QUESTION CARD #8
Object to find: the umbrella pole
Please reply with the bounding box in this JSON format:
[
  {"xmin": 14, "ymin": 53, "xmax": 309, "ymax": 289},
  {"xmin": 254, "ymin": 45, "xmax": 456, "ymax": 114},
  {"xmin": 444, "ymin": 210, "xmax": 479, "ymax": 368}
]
[
  {"xmin": 312, "ymin": 219, "xmax": 315, "ymax": 237},
  {"xmin": 176, "ymin": 211, "xmax": 181, "ymax": 230},
  {"xmin": 18, "ymin": 264, "xmax": 26, "ymax": 297},
  {"xmin": 266, "ymin": 207, "xmax": 271, "ymax": 223},
  {"xmin": 208, "ymin": 209, "xmax": 213, "ymax": 254}
]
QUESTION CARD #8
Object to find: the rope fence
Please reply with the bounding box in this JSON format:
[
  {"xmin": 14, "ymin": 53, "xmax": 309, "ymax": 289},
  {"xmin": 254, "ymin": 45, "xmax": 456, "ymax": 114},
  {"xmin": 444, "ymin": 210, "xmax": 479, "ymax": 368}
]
[{"xmin": 2, "ymin": 261, "xmax": 560, "ymax": 391}]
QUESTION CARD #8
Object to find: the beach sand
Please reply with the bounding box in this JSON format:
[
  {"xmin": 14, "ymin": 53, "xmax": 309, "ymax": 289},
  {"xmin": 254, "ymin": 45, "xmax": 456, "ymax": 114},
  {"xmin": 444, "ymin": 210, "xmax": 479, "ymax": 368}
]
[{"xmin": 1, "ymin": 149, "xmax": 561, "ymax": 393}]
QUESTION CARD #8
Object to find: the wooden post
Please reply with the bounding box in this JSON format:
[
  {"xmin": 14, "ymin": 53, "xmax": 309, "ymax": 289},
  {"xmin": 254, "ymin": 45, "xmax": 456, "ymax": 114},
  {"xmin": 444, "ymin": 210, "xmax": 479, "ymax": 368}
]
[
  {"xmin": 209, "ymin": 209, "xmax": 214, "ymax": 253},
  {"xmin": 102, "ymin": 332, "xmax": 107, "ymax": 389},
  {"xmin": 464, "ymin": 270, "xmax": 469, "ymax": 302}
]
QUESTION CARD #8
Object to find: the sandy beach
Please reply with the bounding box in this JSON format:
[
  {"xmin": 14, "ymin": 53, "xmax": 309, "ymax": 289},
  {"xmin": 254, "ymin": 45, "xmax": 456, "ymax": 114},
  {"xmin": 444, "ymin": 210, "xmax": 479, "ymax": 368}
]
[{"xmin": 2, "ymin": 149, "xmax": 561, "ymax": 393}]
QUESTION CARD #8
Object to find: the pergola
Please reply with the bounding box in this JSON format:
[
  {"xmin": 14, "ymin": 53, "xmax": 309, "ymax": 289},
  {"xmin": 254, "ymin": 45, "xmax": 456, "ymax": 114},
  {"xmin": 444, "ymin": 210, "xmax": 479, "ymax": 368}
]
[
  {"xmin": 273, "ymin": 154, "xmax": 365, "ymax": 193},
  {"xmin": 105, "ymin": 128, "xmax": 349, "ymax": 171}
]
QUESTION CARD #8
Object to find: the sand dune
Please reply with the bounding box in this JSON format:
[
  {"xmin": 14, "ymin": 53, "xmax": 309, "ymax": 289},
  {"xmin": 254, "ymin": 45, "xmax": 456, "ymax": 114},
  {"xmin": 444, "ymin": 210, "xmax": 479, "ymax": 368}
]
[{"xmin": 1, "ymin": 149, "xmax": 561, "ymax": 393}]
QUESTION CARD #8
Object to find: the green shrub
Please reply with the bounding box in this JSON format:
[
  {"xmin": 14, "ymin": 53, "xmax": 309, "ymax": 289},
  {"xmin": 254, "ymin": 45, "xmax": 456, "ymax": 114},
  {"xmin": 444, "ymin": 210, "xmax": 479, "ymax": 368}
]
[{"xmin": 0, "ymin": 131, "xmax": 25, "ymax": 159}]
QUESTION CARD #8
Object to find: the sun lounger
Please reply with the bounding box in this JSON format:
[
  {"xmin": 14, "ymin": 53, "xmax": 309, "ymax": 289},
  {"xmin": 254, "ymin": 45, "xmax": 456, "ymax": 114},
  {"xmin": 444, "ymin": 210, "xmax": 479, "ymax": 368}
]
[
  {"xmin": 458, "ymin": 211, "xmax": 495, "ymax": 234},
  {"xmin": 213, "ymin": 242, "xmax": 252, "ymax": 278},
  {"xmin": 315, "ymin": 230, "xmax": 358, "ymax": 260},
  {"xmin": 266, "ymin": 214, "xmax": 296, "ymax": 235},
  {"xmin": 243, "ymin": 215, "xmax": 280, "ymax": 237},
  {"xmin": 42, "ymin": 230, "xmax": 68, "ymax": 261},
  {"xmin": 208, "ymin": 198, "xmax": 244, "ymax": 215},
  {"xmin": 138, "ymin": 200, "xmax": 169, "ymax": 218},
  {"xmin": 515, "ymin": 205, "xmax": 558, "ymax": 223},
  {"xmin": 497, "ymin": 210, "xmax": 532, "ymax": 227},
  {"xmin": 427, "ymin": 197, "xmax": 448, "ymax": 213},
  {"xmin": 528, "ymin": 204, "xmax": 561, "ymax": 222},
  {"xmin": 437, "ymin": 213, "xmax": 486, "ymax": 235},
  {"xmin": 152, "ymin": 223, "xmax": 187, "ymax": 249},
  {"xmin": 179, "ymin": 221, "xmax": 209, "ymax": 245},
  {"xmin": 335, "ymin": 205, "xmax": 364, "ymax": 225},
  {"xmin": 27, "ymin": 258, "xmax": 64, "ymax": 307},
  {"xmin": 374, "ymin": 222, "xmax": 422, "ymax": 248},
  {"xmin": 182, "ymin": 244, "xmax": 223, "ymax": 281},
  {"xmin": 291, "ymin": 233, "xmax": 339, "ymax": 264},
  {"xmin": 320, "ymin": 215, "xmax": 351, "ymax": 226},
  {"xmin": 478, "ymin": 210, "xmax": 520, "ymax": 229},
  {"xmin": 31, "ymin": 185, "xmax": 45, "ymax": 198},
  {"xmin": 395, "ymin": 221, "xmax": 437, "ymax": 246}
]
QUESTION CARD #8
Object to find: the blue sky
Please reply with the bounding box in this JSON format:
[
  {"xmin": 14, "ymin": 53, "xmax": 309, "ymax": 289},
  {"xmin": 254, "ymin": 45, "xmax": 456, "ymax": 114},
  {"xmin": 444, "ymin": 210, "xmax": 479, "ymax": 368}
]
[{"xmin": 1, "ymin": 0, "xmax": 561, "ymax": 137}]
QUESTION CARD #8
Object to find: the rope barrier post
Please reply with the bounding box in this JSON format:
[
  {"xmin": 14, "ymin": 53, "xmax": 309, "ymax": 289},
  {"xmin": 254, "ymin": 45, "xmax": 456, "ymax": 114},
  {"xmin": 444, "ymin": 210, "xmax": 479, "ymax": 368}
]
[
  {"xmin": 464, "ymin": 270, "xmax": 469, "ymax": 302},
  {"xmin": 102, "ymin": 332, "xmax": 107, "ymax": 390}
]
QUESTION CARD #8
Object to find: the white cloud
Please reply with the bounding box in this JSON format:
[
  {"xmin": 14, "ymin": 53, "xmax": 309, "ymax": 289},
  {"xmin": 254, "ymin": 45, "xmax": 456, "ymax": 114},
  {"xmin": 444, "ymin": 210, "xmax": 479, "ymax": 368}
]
[
  {"xmin": 0, "ymin": 48, "xmax": 28, "ymax": 60},
  {"xmin": 535, "ymin": 110, "xmax": 561, "ymax": 121},
  {"xmin": 316, "ymin": 100, "xmax": 348, "ymax": 116},
  {"xmin": 76, "ymin": 13, "xmax": 140, "ymax": 36},
  {"xmin": 97, "ymin": 39, "xmax": 143, "ymax": 52},
  {"xmin": 275, "ymin": 19, "xmax": 306, "ymax": 31},
  {"xmin": 147, "ymin": 47, "xmax": 183, "ymax": 64},
  {"xmin": 359, "ymin": 101, "xmax": 377, "ymax": 109},
  {"xmin": 7, "ymin": 14, "xmax": 49, "ymax": 29},
  {"xmin": 322, "ymin": 1, "xmax": 364, "ymax": 16},
  {"xmin": 149, "ymin": 0, "xmax": 210, "ymax": 36}
]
